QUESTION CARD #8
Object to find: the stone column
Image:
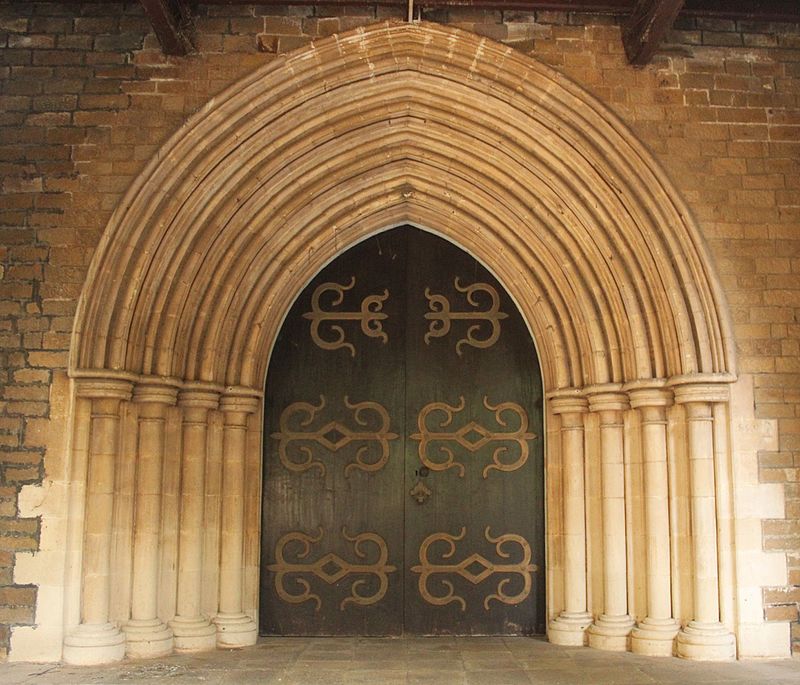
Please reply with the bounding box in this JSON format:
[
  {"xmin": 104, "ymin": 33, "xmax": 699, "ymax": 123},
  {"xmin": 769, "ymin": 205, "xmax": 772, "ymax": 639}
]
[
  {"xmin": 123, "ymin": 381, "xmax": 178, "ymax": 658},
  {"xmin": 673, "ymin": 380, "xmax": 736, "ymax": 660},
  {"xmin": 214, "ymin": 392, "xmax": 260, "ymax": 647},
  {"xmin": 548, "ymin": 392, "xmax": 593, "ymax": 646},
  {"xmin": 63, "ymin": 378, "xmax": 133, "ymax": 665},
  {"xmin": 169, "ymin": 386, "xmax": 219, "ymax": 652},
  {"xmin": 587, "ymin": 385, "xmax": 635, "ymax": 651},
  {"xmin": 628, "ymin": 382, "xmax": 679, "ymax": 656}
]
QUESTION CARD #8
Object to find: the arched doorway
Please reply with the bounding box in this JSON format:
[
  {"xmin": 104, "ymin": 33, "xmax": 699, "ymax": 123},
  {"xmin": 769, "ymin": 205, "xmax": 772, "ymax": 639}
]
[
  {"xmin": 45, "ymin": 21, "xmax": 753, "ymax": 666},
  {"xmin": 260, "ymin": 227, "xmax": 545, "ymax": 636}
]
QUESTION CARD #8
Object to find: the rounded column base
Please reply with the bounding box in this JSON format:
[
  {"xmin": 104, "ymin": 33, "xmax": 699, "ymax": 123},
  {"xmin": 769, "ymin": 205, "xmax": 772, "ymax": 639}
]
[
  {"xmin": 63, "ymin": 622, "xmax": 126, "ymax": 665},
  {"xmin": 676, "ymin": 621, "xmax": 736, "ymax": 661},
  {"xmin": 123, "ymin": 618, "xmax": 174, "ymax": 658},
  {"xmin": 548, "ymin": 611, "xmax": 592, "ymax": 646},
  {"xmin": 631, "ymin": 618, "xmax": 679, "ymax": 656},
  {"xmin": 587, "ymin": 614, "xmax": 634, "ymax": 652},
  {"xmin": 214, "ymin": 612, "xmax": 258, "ymax": 648},
  {"xmin": 169, "ymin": 615, "xmax": 217, "ymax": 652}
]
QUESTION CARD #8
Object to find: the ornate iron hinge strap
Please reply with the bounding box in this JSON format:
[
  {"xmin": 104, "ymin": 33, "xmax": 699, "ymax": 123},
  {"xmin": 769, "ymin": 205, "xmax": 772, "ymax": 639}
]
[
  {"xmin": 424, "ymin": 278, "xmax": 508, "ymax": 355},
  {"xmin": 303, "ymin": 277, "xmax": 389, "ymax": 356},
  {"xmin": 411, "ymin": 527, "xmax": 538, "ymax": 611},
  {"xmin": 267, "ymin": 527, "xmax": 397, "ymax": 611},
  {"xmin": 410, "ymin": 396, "xmax": 537, "ymax": 478},
  {"xmin": 271, "ymin": 395, "xmax": 398, "ymax": 476}
]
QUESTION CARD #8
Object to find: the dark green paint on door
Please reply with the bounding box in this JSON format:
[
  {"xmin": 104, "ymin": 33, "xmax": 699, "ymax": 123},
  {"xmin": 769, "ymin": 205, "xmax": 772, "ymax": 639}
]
[{"xmin": 260, "ymin": 227, "xmax": 545, "ymax": 636}]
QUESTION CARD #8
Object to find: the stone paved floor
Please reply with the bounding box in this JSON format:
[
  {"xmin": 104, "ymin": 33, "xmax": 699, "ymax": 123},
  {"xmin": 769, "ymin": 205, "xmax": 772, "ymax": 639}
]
[{"xmin": 1, "ymin": 637, "xmax": 799, "ymax": 685}]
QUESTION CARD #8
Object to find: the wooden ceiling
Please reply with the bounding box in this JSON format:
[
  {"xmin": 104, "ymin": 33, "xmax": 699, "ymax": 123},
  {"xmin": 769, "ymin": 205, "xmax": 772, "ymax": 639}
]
[{"xmin": 130, "ymin": 1, "xmax": 800, "ymax": 63}]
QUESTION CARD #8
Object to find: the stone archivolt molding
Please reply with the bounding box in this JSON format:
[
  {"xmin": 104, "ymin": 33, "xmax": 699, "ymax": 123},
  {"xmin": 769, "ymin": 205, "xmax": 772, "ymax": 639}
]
[
  {"xmin": 59, "ymin": 22, "xmax": 743, "ymax": 665},
  {"xmin": 71, "ymin": 20, "xmax": 735, "ymax": 391}
]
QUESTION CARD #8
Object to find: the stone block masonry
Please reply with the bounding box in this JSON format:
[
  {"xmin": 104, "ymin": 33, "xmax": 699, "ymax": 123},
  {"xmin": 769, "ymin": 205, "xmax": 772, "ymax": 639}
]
[{"xmin": 0, "ymin": 1, "xmax": 798, "ymax": 660}]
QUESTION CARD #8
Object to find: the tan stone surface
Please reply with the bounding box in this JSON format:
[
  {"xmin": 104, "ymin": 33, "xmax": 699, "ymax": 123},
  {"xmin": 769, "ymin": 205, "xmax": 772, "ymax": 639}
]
[
  {"xmin": 2, "ymin": 637, "xmax": 800, "ymax": 685},
  {"xmin": 48, "ymin": 22, "xmax": 748, "ymax": 664},
  {"xmin": 0, "ymin": 2, "xmax": 797, "ymax": 664}
]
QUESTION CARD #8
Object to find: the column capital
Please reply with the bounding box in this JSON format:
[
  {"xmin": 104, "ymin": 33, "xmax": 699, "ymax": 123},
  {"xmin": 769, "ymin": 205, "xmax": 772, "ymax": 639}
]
[
  {"xmin": 548, "ymin": 388, "xmax": 588, "ymax": 416},
  {"xmin": 623, "ymin": 379, "xmax": 672, "ymax": 409},
  {"xmin": 133, "ymin": 379, "xmax": 180, "ymax": 406},
  {"xmin": 585, "ymin": 383, "xmax": 628, "ymax": 413},
  {"xmin": 178, "ymin": 381, "xmax": 222, "ymax": 410},
  {"xmin": 668, "ymin": 374, "xmax": 732, "ymax": 405},
  {"xmin": 220, "ymin": 395, "xmax": 260, "ymax": 418},
  {"xmin": 75, "ymin": 376, "xmax": 133, "ymax": 402}
]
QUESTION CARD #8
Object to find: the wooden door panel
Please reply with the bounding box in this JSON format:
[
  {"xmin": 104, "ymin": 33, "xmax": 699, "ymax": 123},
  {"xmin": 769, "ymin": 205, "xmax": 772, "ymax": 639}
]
[
  {"xmin": 261, "ymin": 231, "xmax": 407, "ymax": 636},
  {"xmin": 261, "ymin": 227, "xmax": 545, "ymax": 636},
  {"xmin": 403, "ymin": 230, "xmax": 545, "ymax": 635}
]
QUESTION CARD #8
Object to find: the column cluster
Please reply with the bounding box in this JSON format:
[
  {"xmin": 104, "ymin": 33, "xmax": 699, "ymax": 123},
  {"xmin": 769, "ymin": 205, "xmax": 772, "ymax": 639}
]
[
  {"xmin": 62, "ymin": 376, "xmax": 261, "ymax": 665},
  {"xmin": 61, "ymin": 371, "xmax": 736, "ymax": 664},
  {"xmin": 63, "ymin": 379, "xmax": 132, "ymax": 665},
  {"xmin": 547, "ymin": 378, "xmax": 736, "ymax": 660}
]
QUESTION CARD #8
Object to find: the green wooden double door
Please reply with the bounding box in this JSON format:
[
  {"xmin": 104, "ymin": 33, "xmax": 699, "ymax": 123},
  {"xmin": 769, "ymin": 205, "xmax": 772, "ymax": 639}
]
[{"xmin": 260, "ymin": 227, "xmax": 545, "ymax": 636}]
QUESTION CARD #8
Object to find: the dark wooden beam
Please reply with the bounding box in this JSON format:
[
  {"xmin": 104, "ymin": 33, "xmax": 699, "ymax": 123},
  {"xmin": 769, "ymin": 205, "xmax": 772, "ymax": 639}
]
[
  {"xmin": 139, "ymin": 0, "xmax": 195, "ymax": 56},
  {"xmin": 623, "ymin": 0, "xmax": 685, "ymax": 66},
  {"xmin": 59, "ymin": 0, "xmax": 800, "ymax": 22},
  {"xmin": 176, "ymin": 0, "xmax": 634, "ymax": 9},
  {"xmin": 683, "ymin": 0, "xmax": 800, "ymax": 23}
]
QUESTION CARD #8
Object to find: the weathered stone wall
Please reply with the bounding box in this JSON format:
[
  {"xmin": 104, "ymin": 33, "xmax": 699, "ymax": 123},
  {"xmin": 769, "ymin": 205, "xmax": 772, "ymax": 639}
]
[{"xmin": 0, "ymin": 1, "xmax": 797, "ymax": 659}]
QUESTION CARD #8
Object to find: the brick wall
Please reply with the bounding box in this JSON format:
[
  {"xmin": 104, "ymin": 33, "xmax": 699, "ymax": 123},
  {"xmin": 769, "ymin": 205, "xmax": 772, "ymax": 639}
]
[{"xmin": 0, "ymin": 1, "xmax": 797, "ymax": 659}]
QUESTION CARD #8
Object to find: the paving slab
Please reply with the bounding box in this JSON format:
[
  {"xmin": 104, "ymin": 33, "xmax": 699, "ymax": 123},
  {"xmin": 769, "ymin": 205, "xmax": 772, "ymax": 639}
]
[{"xmin": 1, "ymin": 637, "xmax": 798, "ymax": 684}]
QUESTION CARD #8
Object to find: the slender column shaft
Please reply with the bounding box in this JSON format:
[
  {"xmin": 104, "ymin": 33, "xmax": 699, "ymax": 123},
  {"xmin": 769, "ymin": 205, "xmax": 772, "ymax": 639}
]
[
  {"xmin": 547, "ymin": 394, "xmax": 592, "ymax": 646},
  {"xmin": 629, "ymin": 385, "xmax": 679, "ymax": 656},
  {"xmin": 712, "ymin": 402, "xmax": 735, "ymax": 631},
  {"xmin": 170, "ymin": 387, "xmax": 219, "ymax": 652},
  {"xmin": 641, "ymin": 406, "xmax": 672, "ymax": 619},
  {"xmin": 64, "ymin": 397, "xmax": 92, "ymax": 631},
  {"xmin": 673, "ymin": 380, "xmax": 735, "ymax": 661},
  {"xmin": 124, "ymin": 383, "xmax": 177, "ymax": 658},
  {"xmin": 685, "ymin": 401, "xmax": 720, "ymax": 624},
  {"xmin": 214, "ymin": 394, "xmax": 260, "ymax": 647},
  {"xmin": 562, "ymin": 410, "xmax": 589, "ymax": 614},
  {"xmin": 176, "ymin": 408, "xmax": 208, "ymax": 619},
  {"xmin": 63, "ymin": 378, "xmax": 132, "ymax": 666},
  {"xmin": 587, "ymin": 387, "xmax": 634, "ymax": 652},
  {"xmin": 83, "ymin": 398, "xmax": 123, "ymax": 625},
  {"xmin": 598, "ymin": 408, "xmax": 628, "ymax": 616},
  {"xmin": 219, "ymin": 414, "xmax": 247, "ymax": 614},
  {"xmin": 131, "ymin": 404, "xmax": 166, "ymax": 619}
]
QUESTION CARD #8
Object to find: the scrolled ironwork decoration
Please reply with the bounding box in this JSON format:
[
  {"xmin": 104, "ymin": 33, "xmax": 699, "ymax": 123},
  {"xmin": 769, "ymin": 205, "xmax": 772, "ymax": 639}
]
[
  {"xmin": 411, "ymin": 527, "xmax": 537, "ymax": 611},
  {"xmin": 303, "ymin": 277, "xmax": 389, "ymax": 356},
  {"xmin": 267, "ymin": 527, "xmax": 397, "ymax": 611},
  {"xmin": 410, "ymin": 396, "xmax": 537, "ymax": 478},
  {"xmin": 271, "ymin": 395, "xmax": 398, "ymax": 477},
  {"xmin": 424, "ymin": 278, "xmax": 508, "ymax": 355}
]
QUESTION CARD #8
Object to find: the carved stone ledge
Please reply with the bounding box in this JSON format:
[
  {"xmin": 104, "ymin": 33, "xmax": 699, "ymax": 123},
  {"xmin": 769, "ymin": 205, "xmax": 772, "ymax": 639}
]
[
  {"xmin": 668, "ymin": 373, "xmax": 735, "ymax": 406},
  {"xmin": 219, "ymin": 390, "xmax": 261, "ymax": 417},
  {"xmin": 178, "ymin": 382, "xmax": 222, "ymax": 411},
  {"xmin": 585, "ymin": 383, "xmax": 628, "ymax": 414},
  {"xmin": 74, "ymin": 377, "xmax": 134, "ymax": 402},
  {"xmin": 548, "ymin": 389, "xmax": 588, "ymax": 416},
  {"xmin": 623, "ymin": 378, "xmax": 672, "ymax": 410},
  {"xmin": 133, "ymin": 380, "xmax": 180, "ymax": 406}
]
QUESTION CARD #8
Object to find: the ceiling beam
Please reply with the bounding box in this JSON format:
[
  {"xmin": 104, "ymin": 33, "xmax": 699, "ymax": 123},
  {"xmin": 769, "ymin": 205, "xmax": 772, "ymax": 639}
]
[
  {"xmin": 623, "ymin": 0, "xmax": 685, "ymax": 66},
  {"xmin": 187, "ymin": 0, "xmax": 632, "ymax": 7},
  {"xmin": 57, "ymin": 0, "xmax": 800, "ymax": 22},
  {"xmin": 683, "ymin": 1, "xmax": 800, "ymax": 22},
  {"xmin": 139, "ymin": 0, "xmax": 195, "ymax": 56}
]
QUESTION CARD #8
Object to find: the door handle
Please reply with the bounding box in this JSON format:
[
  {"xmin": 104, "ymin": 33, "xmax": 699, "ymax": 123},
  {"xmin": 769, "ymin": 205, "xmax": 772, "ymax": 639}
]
[{"xmin": 409, "ymin": 479, "xmax": 432, "ymax": 504}]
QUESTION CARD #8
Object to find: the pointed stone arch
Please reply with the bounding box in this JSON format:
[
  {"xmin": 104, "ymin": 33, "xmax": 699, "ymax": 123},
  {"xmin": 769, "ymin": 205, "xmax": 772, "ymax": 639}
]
[
  {"xmin": 58, "ymin": 21, "xmax": 746, "ymax": 665},
  {"xmin": 72, "ymin": 21, "xmax": 735, "ymax": 391}
]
